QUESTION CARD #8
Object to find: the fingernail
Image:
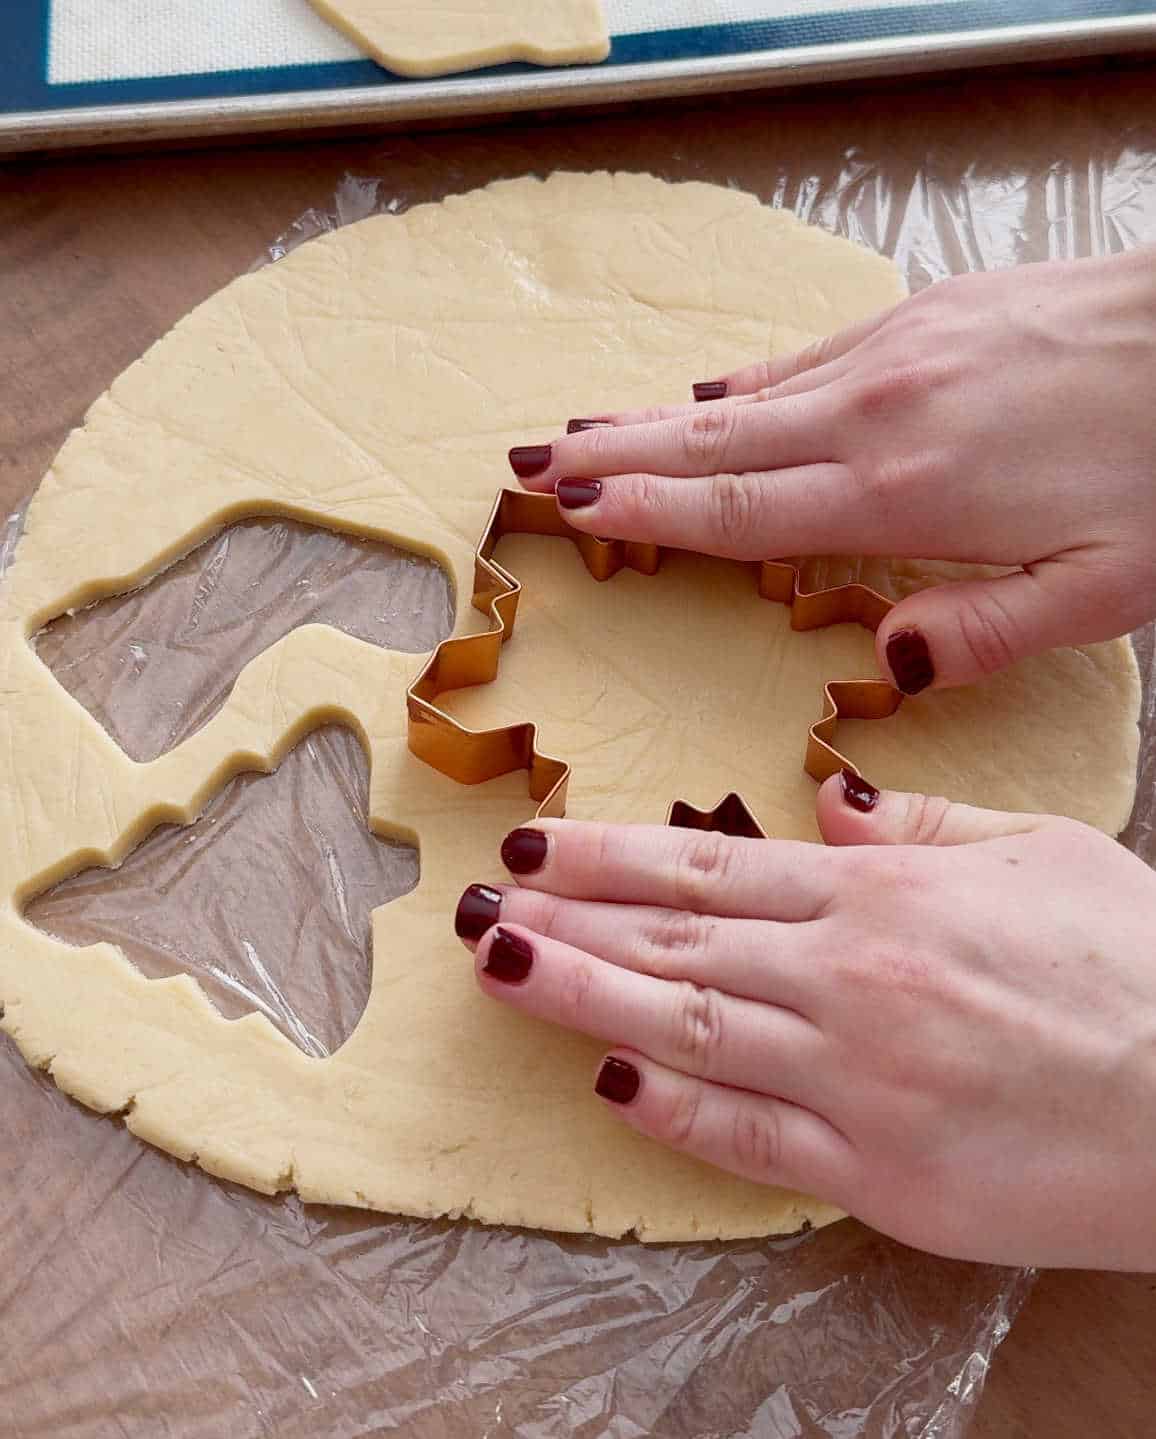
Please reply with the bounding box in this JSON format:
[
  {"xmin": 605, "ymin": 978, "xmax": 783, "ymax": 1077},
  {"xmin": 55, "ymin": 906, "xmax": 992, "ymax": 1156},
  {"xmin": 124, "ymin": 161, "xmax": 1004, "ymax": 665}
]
[
  {"xmin": 886, "ymin": 629, "xmax": 935, "ymax": 695},
  {"xmin": 840, "ymin": 769, "xmax": 880, "ymax": 813},
  {"xmin": 595, "ymin": 1057, "xmax": 641, "ymax": 1105},
  {"xmin": 501, "ymin": 827, "xmax": 549, "ymax": 875},
  {"xmin": 567, "ymin": 418, "xmax": 611, "ymax": 434},
  {"xmin": 482, "ymin": 927, "xmax": 534, "ymax": 984},
  {"xmin": 693, "ymin": 380, "xmax": 727, "ymax": 402},
  {"xmin": 508, "ymin": 444, "xmax": 552, "ymax": 479},
  {"xmin": 556, "ymin": 478, "xmax": 602, "ymax": 511},
  {"xmin": 455, "ymin": 883, "xmax": 502, "ymax": 942}
]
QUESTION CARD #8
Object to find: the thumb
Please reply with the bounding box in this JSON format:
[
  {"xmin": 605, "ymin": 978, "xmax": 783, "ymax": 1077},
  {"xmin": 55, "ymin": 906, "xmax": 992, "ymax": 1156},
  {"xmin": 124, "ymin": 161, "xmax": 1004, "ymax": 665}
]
[
  {"xmin": 876, "ymin": 559, "xmax": 1105, "ymax": 694},
  {"xmin": 816, "ymin": 771, "xmax": 1048, "ymax": 847}
]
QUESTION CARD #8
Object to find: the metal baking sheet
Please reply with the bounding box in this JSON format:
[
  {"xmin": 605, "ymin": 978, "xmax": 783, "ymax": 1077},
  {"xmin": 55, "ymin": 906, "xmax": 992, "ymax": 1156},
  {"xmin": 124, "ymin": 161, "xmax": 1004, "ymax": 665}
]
[{"xmin": 4, "ymin": 1, "xmax": 1156, "ymax": 153}]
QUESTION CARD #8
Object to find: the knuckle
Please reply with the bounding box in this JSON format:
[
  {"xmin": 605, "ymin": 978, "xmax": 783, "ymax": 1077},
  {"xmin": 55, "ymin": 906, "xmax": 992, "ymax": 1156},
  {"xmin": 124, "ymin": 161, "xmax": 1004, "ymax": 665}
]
[
  {"xmin": 731, "ymin": 1105, "xmax": 783, "ymax": 1179},
  {"xmin": 670, "ymin": 982, "xmax": 726, "ymax": 1072},
  {"xmin": 636, "ymin": 909, "xmax": 713, "ymax": 975},
  {"xmin": 853, "ymin": 364, "xmax": 930, "ymax": 421},
  {"xmin": 844, "ymin": 848, "xmax": 926, "ymax": 906},
  {"xmin": 889, "ymin": 292, "xmax": 941, "ymax": 339},
  {"xmin": 664, "ymin": 1083, "xmax": 704, "ymax": 1148},
  {"xmin": 844, "ymin": 846, "xmax": 897, "ymax": 888},
  {"xmin": 577, "ymin": 425, "xmax": 616, "ymax": 464},
  {"xmin": 750, "ymin": 358, "xmax": 777, "ymax": 389},
  {"xmin": 904, "ymin": 792, "xmax": 955, "ymax": 847},
  {"xmin": 848, "ymin": 450, "xmax": 933, "ymax": 519},
  {"xmin": 534, "ymin": 893, "xmax": 569, "ymax": 943},
  {"xmin": 673, "ymin": 832, "xmax": 737, "ymax": 911},
  {"xmin": 954, "ymin": 593, "xmax": 1020, "ymax": 678},
  {"xmin": 799, "ymin": 336, "xmax": 831, "ymax": 371},
  {"xmin": 622, "ymin": 469, "xmax": 659, "ymax": 520},
  {"xmin": 842, "ymin": 460, "xmax": 901, "ymax": 528},
  {"xmin": 872, "ymin": 945, "xmax": 934, "ymax": 1001},
  {"xmin": 557, "ymin": 957, "xmax": 597, "ymax": 1029},
  {"xmin": 684, "ymin": 403, "xmax": 738, "ymax": 469},
  {"xmin": 707, "ymin": 473, "xmax": 758, "ymax": 552},
  {"xmin": 838, "ymin": 940, "xmax": 933, "ymax": 1009},
  {"xmin": 590, "ymin": 824, "xmax": 617, "ymax": 883}
]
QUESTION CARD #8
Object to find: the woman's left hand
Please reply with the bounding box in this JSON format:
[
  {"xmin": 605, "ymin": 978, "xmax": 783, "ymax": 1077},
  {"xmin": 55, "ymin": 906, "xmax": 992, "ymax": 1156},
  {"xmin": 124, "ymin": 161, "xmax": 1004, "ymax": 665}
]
[{"xmin": 454, "ymin": 777, "xmax": 1156, "ymax": 1270}]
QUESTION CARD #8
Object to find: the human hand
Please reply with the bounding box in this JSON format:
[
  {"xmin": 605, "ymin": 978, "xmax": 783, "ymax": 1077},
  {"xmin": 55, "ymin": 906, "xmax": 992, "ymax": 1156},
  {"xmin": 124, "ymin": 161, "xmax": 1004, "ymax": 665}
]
[
  {"xmin": 455, "ymin": 778, "xmax": 1156, "ymax": 1269},
  {"xmin": 508, "ymin": 249, "xmax": 1156, "ymax": 695}
]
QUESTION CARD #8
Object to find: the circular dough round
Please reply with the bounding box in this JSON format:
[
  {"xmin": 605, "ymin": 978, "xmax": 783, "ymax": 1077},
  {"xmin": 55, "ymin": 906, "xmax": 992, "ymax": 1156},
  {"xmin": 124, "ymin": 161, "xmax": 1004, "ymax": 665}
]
[{"xmin": 0, "ymin": 174, "xmax": 1139, "ymax": 1240}]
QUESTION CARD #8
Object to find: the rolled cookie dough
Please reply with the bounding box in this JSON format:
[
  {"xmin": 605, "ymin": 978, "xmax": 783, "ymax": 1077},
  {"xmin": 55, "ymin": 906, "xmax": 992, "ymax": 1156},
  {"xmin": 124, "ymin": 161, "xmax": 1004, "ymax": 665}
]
[
  {"xmin": 0, "ymin": 174, "xmax": 1140, "ymax": 1240},
  {"xmin": 308, "ymin": 0, "xmax": 609, "ymax": 76}
]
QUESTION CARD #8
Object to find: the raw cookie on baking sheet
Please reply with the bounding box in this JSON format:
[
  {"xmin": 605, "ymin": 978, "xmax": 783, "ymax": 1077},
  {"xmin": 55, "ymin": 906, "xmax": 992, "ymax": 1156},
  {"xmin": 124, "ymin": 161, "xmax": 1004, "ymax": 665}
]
[
  {"xmin": 0, "ymin": 173, "xmax": 1140, "ymax": 1241},
  {"xmin": 308, "ymin": 0, "xmax": 610, "ymax": 76}
]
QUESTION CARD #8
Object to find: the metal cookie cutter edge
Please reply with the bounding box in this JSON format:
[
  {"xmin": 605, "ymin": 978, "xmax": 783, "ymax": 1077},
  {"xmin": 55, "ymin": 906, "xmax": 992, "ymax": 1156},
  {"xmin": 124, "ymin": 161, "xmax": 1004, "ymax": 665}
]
[{"xmin": 407, "ymin": 489, "xmax": 902, "ymax": 839}]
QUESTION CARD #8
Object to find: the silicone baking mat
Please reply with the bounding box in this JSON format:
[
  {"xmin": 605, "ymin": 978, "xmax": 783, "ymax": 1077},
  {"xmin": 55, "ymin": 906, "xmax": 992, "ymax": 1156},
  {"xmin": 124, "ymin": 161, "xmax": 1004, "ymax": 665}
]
[{"xmin": 5, "ymin": 2, "xmax": 1156, "ymax": 149}]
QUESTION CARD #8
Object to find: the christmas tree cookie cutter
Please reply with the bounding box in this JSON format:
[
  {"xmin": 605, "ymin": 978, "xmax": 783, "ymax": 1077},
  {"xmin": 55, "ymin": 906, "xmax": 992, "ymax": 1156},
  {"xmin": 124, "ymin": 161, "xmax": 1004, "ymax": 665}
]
[{"xmin": 407, "ymin": 488, "xmax": 903, "ymax": 838}]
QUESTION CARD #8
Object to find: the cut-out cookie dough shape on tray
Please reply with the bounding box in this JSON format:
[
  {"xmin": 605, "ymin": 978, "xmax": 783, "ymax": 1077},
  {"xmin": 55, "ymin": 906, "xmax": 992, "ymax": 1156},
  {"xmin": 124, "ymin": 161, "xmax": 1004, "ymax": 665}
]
[
  {"xmin": 309, "ymin": 0, "xmax": 610, "ymax": 77},
  {"xmin": 0, "ymin": 174, "xmax": 1140, "ymax": 1241}
]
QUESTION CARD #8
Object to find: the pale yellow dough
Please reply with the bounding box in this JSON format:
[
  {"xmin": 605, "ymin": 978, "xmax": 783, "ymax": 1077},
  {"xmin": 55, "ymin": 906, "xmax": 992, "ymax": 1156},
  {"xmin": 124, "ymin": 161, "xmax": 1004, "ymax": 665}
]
[
  {"xmin": 308, "ymin": 0, "xmax": 609, "ymax": 77},
  {"xmin": 0, "ymin": 174, "xmax": 1140, "ymax": 1241}
]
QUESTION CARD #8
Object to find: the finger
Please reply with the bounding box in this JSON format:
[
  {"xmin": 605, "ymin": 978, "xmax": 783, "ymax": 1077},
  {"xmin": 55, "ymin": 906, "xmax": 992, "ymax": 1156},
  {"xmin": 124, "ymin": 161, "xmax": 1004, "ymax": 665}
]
[
  {"xmin": 474, "ymin": 925, "xmax": 828, "ymax": 1103},
  {"xmin": 553, "ymin": 310, "xmax": 896, "ymax": 441},
  {"xmin": 731, "ymin": 359, "xmax": 854, "ymax": 407},
  {"xmin": 816, "ymin": 771, "xmax": 1049, "ymax": 847},
  {"xmin": 564, "ymin": 388, "xmax": 788, "ymax": 435},
  {"xmin": 875, "ymin": 557, "xmax": 1124, "ymax": 694},
  {"xmin": 498, "ymin": 821, "xmax": 837, "ymax": 920},
  {"xmin": 457, "ymin": 884, "xmax": 824, "ymax": 1013},
  {"xmin": 594, "ymin": 1049, "xmax": 857, "ymax": 1202},
  {"xmin": 521, "ymin": 392, "xmax": 836, "ymax": 494},
  {"xmin": 700, "ymin": 309, "xmax": 894, "ymax": 399},
  {"xmin": 565, "ymin": 399, "xmax": 725, "ymax": 430},
  {"xmin": 554, "ymin": 464, "xmax": 894, "ymax": 561}
]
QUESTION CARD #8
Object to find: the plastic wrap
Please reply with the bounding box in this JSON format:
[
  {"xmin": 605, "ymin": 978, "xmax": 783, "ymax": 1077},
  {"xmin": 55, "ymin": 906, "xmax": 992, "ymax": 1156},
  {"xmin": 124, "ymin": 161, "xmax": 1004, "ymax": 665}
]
[{"xmin": 4, "ymin": 127, "xmax": 1156, "ymax": 1438}]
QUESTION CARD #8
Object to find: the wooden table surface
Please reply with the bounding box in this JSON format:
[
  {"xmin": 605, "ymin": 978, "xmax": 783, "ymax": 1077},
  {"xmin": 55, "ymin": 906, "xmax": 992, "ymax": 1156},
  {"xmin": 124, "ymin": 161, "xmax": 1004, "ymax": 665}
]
[{"xmin": 2, "ymin": 62, "xmax": 1154, "ymax": 1438}]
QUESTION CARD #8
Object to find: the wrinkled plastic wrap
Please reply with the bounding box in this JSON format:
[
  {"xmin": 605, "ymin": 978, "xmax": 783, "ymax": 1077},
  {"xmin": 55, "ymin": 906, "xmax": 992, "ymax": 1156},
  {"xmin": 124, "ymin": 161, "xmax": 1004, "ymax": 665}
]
[{"xmin": 5, "ymin": 122, "xmax": 1156, "ymax": 1437}]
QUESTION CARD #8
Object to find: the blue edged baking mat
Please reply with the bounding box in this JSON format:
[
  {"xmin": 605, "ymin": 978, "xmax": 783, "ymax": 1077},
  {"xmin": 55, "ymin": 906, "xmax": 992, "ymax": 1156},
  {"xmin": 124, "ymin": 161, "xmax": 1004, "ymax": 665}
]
[{"xmin": 4, "ymin": 0, "xmax": 1156, "ymax": 150}]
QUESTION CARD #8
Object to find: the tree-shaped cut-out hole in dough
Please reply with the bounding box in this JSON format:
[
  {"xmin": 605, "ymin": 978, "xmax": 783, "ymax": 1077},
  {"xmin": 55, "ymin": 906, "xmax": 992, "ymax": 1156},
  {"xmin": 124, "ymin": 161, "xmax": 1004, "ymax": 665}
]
[
  {"xmin": 25, "ymin": 724, "xmax": 411, "ymax": 1057},
  {"xmin": 35, "ymin": 517, "xmax": 453, "ymax": 763}
]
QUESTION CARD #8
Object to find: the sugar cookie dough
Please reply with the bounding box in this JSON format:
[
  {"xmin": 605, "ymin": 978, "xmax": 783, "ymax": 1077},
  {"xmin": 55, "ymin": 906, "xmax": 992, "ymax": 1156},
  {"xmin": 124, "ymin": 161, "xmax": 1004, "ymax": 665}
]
[
  {"xmin": 308, "ymin": 0, "xmax": 609, "ymax": 77},
  {"xmin": 0, "ymin": 174, "xmax": 1140, "ymax": 1240}
]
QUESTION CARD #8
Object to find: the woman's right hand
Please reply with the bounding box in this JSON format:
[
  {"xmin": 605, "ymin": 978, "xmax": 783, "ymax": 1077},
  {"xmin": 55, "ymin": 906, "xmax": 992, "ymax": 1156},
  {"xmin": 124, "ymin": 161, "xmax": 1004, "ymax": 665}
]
[{"xmin": 509, "ymin": 248, "xmax": 1156, "ymax": 694}]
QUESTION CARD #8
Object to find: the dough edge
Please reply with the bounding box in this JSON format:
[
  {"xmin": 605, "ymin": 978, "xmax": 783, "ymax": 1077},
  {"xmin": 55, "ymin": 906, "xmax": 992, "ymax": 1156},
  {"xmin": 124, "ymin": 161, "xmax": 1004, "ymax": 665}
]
[{"xmin": 0, "ymin": 171, "xmax": 1140, "ymax": 1241}]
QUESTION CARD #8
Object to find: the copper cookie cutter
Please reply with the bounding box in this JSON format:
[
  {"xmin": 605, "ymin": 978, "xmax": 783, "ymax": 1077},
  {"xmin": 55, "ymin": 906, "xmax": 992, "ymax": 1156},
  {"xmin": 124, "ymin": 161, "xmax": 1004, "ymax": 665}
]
[{"xmin": 407, "ymin": 489, "xmax": 902, "ymax": 839}]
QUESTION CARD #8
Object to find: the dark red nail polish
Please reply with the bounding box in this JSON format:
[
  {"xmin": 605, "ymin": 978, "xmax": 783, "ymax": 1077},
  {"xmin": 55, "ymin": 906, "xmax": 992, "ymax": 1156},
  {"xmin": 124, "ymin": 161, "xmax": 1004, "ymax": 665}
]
[
  {"xmin": 455, "ymin": 883, "xmax": 502, "ymax": 942},
  {"xmin": 886, "ymin": 628, "xmax": 935, "ymax": 695},
  {"xmin": 567, "ymin": 418, "xmax": 611, "ymax": 434},
  {"xmin": 556, "ymin": 478, "xmax": 602, "ymax": 511},
  {"xmin": 595, "ymin": 1057, "xmax": 641, "ymax": 1105},
  {"xmin": 693, "ymin": 380, "xmax": 727, "ymax": 402},
  {"xmin": 508, "ymin": 444, "xmax": 552, "ymax": 479},
  {"xmin": 840, "ymin": 769, "xmax": 880, "ymax": 813},
  {"xmin": 501, "ymin": 827, "xmax": 549, "ymax": 875},
  {"xmin": 483, "ymin": 927, "xmax": 534, "ymax": 984}
]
